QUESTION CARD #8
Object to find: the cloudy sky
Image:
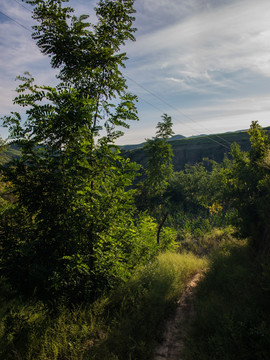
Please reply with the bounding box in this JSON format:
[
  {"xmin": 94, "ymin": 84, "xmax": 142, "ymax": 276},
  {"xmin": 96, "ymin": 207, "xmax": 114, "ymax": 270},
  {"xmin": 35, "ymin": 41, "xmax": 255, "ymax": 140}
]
[{"xmin": 1, "ymin": 0, "xmax": 270, "ymax": 144}]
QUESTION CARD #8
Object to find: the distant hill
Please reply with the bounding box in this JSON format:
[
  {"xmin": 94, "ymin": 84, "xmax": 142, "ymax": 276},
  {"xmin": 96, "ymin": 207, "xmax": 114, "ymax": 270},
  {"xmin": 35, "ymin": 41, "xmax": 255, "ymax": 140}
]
[
  {"xmin": 121, "ymin": 127, "xmax": 270, "ymax": 171},
  {"xmin": 119, "ymin": 142, "xmax": 146, "ymax": 151},
  {"xmin": 0, "ymin": 142, "xmax": 21, "ymax": 164},
  {"xmin": 119, "ymin": 134, "xmax": 186, "ymax": 151},
  {"xmin": 2, "ymin": 127, "xmax": 270, "ymax": 170},
  {"xmin": 168, "ymin": 134, "xmax": 186, "ymax": 141}
]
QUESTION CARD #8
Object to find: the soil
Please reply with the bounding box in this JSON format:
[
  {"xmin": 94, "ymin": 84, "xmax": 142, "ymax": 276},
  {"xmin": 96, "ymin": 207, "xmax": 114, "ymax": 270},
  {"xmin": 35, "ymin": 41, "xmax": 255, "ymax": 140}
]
[{"xmin": 153, "ymin": 273, "xmax": 202, "ymax": 360}]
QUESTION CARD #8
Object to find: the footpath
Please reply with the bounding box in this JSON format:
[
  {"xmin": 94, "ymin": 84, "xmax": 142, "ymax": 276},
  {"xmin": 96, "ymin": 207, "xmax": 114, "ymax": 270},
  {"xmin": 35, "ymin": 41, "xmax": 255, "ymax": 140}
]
[{"xmin": 154, "ymin": 273, "xmax": 202, "ymax": 360}]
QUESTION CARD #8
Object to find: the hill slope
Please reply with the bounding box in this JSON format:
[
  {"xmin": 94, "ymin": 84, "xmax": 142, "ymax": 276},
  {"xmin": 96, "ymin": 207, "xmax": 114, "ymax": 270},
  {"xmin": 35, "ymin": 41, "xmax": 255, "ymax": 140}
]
[
  {"xmin": 122, "ymin": 127, "xmax": 270, "ymax": 171},
  {"xmin": 2, "ymin": 127, "xmax": 270, "ymax": 170}
]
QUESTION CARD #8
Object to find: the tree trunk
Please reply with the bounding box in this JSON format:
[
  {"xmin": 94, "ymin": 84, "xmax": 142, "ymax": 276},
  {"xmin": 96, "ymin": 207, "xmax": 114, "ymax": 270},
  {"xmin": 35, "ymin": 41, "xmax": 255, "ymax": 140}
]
[{"xmin": 157, "ymin": 212, "xmax": 168, "ymax": 244}]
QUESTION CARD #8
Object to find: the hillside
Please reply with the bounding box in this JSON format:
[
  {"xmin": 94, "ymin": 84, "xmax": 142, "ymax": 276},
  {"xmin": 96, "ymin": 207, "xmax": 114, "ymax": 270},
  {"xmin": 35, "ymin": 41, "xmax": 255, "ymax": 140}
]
[
  {"xmin": 122, "ymin": 127, "xmax": 270, "ymax": 171},
  {"xmin": 120, "ymin": 134, "xmax": 186, "ymax": 151},
  {"xmin": 0, "ymin": 142, "xmax": 21, "ymax": 164},
  {"xmin": 2, "ymin": 127, "xmax": 270, "ymax": 170}
]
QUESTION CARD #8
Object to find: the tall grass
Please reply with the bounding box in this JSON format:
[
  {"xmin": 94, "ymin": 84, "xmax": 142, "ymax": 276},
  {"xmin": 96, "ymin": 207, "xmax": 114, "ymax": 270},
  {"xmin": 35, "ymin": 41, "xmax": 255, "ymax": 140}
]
[
  {"xmin": 0, "ymin": 252, "xmax": 206, "ymax": 360},
  {"xmin": 0, "ymin": 301, "xmax": 106, "ymax": 360},
  {"xmin": 91, "ymin": 252, "xmax": 207, "ymax": 359},
  {"xmin": 178, "ymin": 225, "xmax": 237, "ymax": 256},
  {"xmin": 183, "ymin": 243, "xmax": 270, "ymax": 360}
]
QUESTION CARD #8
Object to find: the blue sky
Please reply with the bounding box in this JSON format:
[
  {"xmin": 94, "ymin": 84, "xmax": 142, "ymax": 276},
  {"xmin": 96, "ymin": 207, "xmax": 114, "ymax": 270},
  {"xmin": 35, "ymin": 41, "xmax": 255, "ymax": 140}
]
[{"xmin": 1, "ymin": 0, "xmax": 270, "ymax": 144}]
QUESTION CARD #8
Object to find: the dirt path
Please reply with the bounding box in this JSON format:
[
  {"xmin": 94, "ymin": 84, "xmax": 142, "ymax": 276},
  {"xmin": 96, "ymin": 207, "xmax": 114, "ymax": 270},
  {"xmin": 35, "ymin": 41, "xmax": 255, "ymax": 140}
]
[{"xmin": 154, "ymin": 273, "xmax": 202, "ymax": 360}]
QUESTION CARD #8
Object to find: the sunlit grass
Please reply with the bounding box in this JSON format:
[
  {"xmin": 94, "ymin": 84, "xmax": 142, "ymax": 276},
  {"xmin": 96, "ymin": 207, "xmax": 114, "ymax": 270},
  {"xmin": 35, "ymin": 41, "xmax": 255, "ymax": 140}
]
[
  {"xmin": 178, "ymin": 226, "xmax": 239, "ymax": 256},
  {"xmin": 0, "ymin": 252, "xmax": 207, "ymax": 360},
  {"xmin": 89, "ymin": 252, "xmax": 207, "ymax": 359}
]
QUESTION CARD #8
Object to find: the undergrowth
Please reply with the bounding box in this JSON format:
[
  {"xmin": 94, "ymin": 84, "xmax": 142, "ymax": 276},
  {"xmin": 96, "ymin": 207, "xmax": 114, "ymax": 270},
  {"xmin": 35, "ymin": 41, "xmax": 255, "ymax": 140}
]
[
  {"xmin": 183, "ymin": 243, "xmax": 270, "ymax": 360},
  {"xmin": 90, "ymin": 252, "xmax": 207, "ymax": 359},
  {"xmin": 178, "ymin": 225, "xmax": 237, "ymax": 256},
  {"xmin": 0, "ymin": 252, "xmax": 206, "ymax": 360}
]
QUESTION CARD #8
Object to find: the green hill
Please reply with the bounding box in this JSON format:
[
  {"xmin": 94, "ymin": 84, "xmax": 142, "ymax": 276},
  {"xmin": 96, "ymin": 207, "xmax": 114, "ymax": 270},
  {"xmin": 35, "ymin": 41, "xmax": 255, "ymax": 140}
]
[
  {"xmin": 2, "ymin": 127, "xmax": 270, "ymax": 170},
  {"xmin": 122, "ymin": 127, "xmax": 270, "ymax": 171},
  {"xmin": 0, "ymin": 142, "xmax": 21, "ymax": 164}
]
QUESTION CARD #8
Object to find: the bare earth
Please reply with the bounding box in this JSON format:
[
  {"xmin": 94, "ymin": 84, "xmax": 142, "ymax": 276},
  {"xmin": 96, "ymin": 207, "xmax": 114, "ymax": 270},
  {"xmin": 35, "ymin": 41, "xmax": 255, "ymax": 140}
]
[{"xmin": 154, "ymin": 273, "xmax": 202, "ymax": 360}]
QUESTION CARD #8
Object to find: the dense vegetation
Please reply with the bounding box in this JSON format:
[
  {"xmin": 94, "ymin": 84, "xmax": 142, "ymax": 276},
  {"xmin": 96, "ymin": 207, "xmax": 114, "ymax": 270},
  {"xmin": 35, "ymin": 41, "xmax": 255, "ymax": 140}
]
[{"xmin": 0, "ymin": 0, "xmax": 270, "ymax": 359}]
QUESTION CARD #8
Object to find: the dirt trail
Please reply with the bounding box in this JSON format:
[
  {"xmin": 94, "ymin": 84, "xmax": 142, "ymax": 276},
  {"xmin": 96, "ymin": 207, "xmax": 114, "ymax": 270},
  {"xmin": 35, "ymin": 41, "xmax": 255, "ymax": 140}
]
[{"xmin": 154, "ymin": 273, "xmax": 202, "ymax": 360}]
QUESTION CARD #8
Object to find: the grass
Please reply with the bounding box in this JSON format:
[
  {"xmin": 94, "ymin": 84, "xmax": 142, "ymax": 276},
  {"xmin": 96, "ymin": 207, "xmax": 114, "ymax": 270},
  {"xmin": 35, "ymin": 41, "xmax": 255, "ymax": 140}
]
[
  {"xmin": 91, "ymin": 252, "xmax": 207, "ymax": 359},
  {"xmin": 178, "ymin": 225, "xmax": 238, "ymax": 257},
  {"xmin": 0, "ymin": 301, "xmax": 105, "ymax": 360},
  {"xmin": 183, "ymin": 243, "xmax": 270, "ymax": 360},
  {"xmin": 0, "ymin": 251, "xmax": 206, "ymax": 360},
  {"xmin": 2, "ymin": 227, "xmax": 267, "ymax": 360}
]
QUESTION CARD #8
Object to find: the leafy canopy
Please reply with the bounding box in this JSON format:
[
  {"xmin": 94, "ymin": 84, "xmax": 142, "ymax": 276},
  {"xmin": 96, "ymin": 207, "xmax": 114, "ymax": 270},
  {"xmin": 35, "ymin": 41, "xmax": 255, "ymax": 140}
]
[{"xmin": 0, "ymin": 0, "xmax": 156, "ymax": 303}]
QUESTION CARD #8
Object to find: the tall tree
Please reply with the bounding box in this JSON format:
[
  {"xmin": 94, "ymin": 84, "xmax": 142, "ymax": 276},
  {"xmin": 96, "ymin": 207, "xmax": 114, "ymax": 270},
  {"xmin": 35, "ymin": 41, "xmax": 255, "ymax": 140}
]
[
  {"xmin": 137, "ymin": 114, "xmax": 174, "ymax": 243},
  {"xmin": 0, "ymin": 0, "xmax": 140, "ymax": 302},
  {"xmin": 224, "ymin": 121, "xmax": 270, "ymax": 254},
  {"xmin": 144, "ymin": 114, "xmax": 174, "ymax": 195}
]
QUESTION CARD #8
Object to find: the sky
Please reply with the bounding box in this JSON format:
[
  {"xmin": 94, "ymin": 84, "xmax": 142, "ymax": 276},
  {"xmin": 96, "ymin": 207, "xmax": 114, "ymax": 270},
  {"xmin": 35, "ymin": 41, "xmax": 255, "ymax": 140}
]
[{"xmin": 0, "ymin": 0, "xmax": 270, "ymax": 144}]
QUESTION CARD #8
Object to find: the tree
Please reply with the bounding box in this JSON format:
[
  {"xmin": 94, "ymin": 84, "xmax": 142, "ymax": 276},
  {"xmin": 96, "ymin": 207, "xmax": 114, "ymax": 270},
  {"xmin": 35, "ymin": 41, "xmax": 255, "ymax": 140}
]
[
  {"xmin": 167, "ymin": 163, "xmax": 211, "ymax": 213},
  {"xmin": 136, "ymin": 114, "xmax": 174, "ymax": 243},
  {"xmin": 0, "ymin": 138, "xmax": 14, "ymax": 212},
  {"xmin": 223, "ymin": 121, "xmax": 270, "ymax": 254},
  {"xmin": 0, "ymin": 0, "xmax": 141, "ymax": 303},
  {"xmin": 156, "ymin": 113, "xmax": 174, "ymax": 139},
  {"xmin": 144, "ymin": 114, "xmax": 174, "ymax": 195}
]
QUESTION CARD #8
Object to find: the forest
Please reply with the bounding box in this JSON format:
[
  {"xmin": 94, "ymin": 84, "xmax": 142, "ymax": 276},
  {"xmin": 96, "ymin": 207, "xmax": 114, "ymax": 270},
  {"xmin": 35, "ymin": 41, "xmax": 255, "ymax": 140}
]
[{"xmin": 0, "ymin": 0, "xmax": 270, "ymax": 359}]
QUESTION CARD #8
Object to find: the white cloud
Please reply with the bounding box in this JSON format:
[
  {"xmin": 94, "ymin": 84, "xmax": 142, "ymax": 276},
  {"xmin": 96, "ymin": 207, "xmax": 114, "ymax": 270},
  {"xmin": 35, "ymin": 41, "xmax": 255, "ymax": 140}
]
[
  {"xmin": 1, "ymin": 0, "xmax": 270, "ymax": 143},
  {"xmin": 116, "ymin": 92, "xmax": 270, "ymax": 144},
  {"xmin": 0, "ymin": 22, "xmax": 55, "ymax": 116},
  {"xmin": 127, "ymin": 0, "xmax": 270, "ymax": 85},
  {"xmin": 168, "ymin": 94, "xmax": 270, "ymax": 136},
  {"xmin": 184, "ymin": 95, "xmax": 270, "ymax": 119}
]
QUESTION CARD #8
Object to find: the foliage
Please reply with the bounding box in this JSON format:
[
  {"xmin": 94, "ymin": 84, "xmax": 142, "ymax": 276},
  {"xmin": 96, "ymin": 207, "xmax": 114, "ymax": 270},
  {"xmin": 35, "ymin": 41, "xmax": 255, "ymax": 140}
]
[
  {"xmin": 135, "ymin": 114, "xmax": 175, "ymax": 244},
  {"xmin": 94, "ymin": 252, "xmax": 206, "ymax": 360},
  {"xmin": 1, "ymin": 3, "xmax": 269, "ymax": 354},
  {"xmin": 155, "ymin": 113, "xmax": 175, "ymax": 140},
  {"xmin": 0, "ymin": 298, "xmax": 104, "ymax": 360},
  {"xmin": 0, "ymin": 140, "xmax": 15, "ymax": 213},
  {"xmin": 184, "ymin": 243, "xmax": 270, "ymax": 360},
  {"xmin": 167, "ymin": 163, "xmax": 211, "ymax": 214},
  {"xmin": 177, "ymin": 225, "xmax": 240, "ymax": 257},
  {"xmin": 163, "ymin": 158, "xmax": 236, "ymax": 251},
  {"xmin": 0, "ymin": 137, "xmax": 5, "ymax": 157},
  {"xmin": 0, "ymin": 0, "xmax": 149, "ymax": 303},
  {"xmin": 222, "ymin": 121, "xmax": 270, "ymax": 253},
  {"xmin": 140, "ymin": 113, "xmax": 174, "ymax": 202},
  {"xmin": 144, "ymin": 137, "xmax": 174, "ymax": 197},
  {"xmin": 167, "ymin": 158, "xmax": 234, "ymax": 215},
  {"xmin": 164, "ymin": 123, "xmax": 270, "ymax": 255}
]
